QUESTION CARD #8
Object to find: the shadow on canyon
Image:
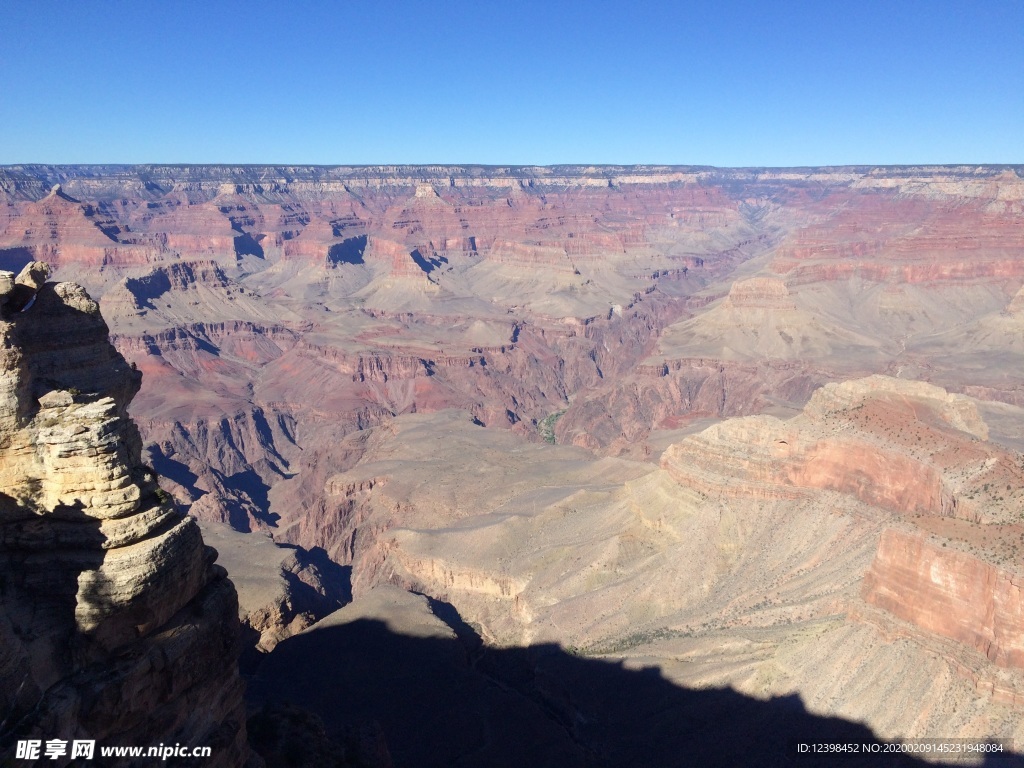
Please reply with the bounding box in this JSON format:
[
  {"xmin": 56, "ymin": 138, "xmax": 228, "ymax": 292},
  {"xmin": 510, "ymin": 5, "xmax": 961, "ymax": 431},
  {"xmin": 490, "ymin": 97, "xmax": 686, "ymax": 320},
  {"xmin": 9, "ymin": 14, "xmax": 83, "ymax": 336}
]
[
  {"xmin": 150, "ymin": 449, "xmax": 282, "ymax": 531},
  {"xmin": 327, "ymin": 235, "xmax": 368, "ymax": 266},
  {"xmin": 248, "ymin": 603, "xmax": 1024, "ymax": 768},
  {"xmin": 233, "ymin": 232, "xmax": 265, "ymax": 260}
]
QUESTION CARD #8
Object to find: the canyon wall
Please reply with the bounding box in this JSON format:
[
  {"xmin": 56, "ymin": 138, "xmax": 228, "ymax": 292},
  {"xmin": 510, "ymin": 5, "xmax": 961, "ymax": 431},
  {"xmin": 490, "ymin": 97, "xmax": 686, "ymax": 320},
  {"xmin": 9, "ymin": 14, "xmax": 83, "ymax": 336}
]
[{"xmin": 864, "ymin": 528, "xmax": 1024, "ymax": 670}]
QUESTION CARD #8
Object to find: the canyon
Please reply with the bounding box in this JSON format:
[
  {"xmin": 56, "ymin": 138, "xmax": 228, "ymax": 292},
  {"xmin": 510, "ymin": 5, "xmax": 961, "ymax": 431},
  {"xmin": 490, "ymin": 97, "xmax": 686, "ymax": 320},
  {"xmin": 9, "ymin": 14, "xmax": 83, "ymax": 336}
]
[{"xmin": 2, "ymin": 164, "xmax": 1024, "ymax": 766}]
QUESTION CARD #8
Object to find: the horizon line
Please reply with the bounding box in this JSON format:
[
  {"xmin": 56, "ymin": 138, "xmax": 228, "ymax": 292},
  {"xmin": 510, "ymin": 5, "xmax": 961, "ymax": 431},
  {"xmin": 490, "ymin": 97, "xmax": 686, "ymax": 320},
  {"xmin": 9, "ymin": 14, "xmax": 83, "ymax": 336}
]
[{"xmin": 3, "ymin": 162, "xmax": 1022, "ymax": 172}]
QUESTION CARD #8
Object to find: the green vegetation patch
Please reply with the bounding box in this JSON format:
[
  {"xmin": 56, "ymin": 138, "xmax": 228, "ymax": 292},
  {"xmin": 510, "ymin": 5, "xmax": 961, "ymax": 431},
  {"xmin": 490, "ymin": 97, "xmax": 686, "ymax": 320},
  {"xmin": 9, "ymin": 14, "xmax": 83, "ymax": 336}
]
[{"xmin": 539, "ymin": 409, "xmax": 567, "ymax": 444}]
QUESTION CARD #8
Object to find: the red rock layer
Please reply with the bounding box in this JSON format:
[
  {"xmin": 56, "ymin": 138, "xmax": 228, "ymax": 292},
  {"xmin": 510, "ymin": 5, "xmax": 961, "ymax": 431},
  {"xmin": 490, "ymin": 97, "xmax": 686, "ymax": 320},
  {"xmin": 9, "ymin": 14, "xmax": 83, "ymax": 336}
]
[
  {"xmin": 365, "ymin": 236, "xmax": 433, "ymax": 278},
  {"xmin": 772, "ymin": 195, "xmax": 1024, "ymax": 285},
  {"xmin": 661, "ymin": 378, "xmax": 1021, "ymax": 523},
  {"xmin": 864, "ymin": 528, "xmax": 1024, "ymax": 669},
  {"xmin": 724, "ymin": 276, "xmax": 796, "ymax": 310}
]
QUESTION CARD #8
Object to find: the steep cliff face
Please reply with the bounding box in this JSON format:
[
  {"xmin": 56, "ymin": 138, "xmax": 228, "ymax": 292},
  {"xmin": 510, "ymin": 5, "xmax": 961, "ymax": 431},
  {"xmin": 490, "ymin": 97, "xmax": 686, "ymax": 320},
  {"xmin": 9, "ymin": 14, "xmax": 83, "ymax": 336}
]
[
  {"xmin": 652, "ymin": 375, "xmax": 1024, "ymax": 688},
  {"xmin": 0, "ymin": 263, "xmax": 248, "ymax": 766},
  {"xmin": 863, "ymin": 528, "xmax": 1024, "ymax": 671}
]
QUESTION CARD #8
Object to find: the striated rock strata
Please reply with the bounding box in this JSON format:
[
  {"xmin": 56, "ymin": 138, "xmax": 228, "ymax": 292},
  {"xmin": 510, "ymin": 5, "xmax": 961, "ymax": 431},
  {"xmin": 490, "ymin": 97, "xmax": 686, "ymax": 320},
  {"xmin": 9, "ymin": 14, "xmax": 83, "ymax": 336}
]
[
  {"xmin": 863, "ymin": 528, "xmax": 1024, "ymax": 671},
  {"xmin": 0, "ymin": 263, "xmax": 248, "ymax": 766},
  {"xmin": 661, "ymin": 376, "xmax": 1020, "ymax": 523}
]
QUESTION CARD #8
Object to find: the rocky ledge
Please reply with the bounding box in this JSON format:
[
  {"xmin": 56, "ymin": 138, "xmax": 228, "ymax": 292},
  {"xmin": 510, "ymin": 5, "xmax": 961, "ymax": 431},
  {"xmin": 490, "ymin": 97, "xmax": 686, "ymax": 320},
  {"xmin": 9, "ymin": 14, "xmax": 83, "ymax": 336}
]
[{"xmin": 0, "ymin": 263, "xmax": 249, "ymax": 766}]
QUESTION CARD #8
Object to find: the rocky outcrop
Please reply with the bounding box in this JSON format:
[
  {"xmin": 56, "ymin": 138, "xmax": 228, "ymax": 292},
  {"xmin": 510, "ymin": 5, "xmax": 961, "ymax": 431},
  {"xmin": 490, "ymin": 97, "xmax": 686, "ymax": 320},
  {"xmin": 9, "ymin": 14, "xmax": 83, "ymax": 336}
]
[
  {"xmin": 662, "ymin": 376, "xmax": 1022, "ymax": 522},
  {"xmin": 0, "ymin": 264, "xmax": 248, "ymax": 766},
  {"xmin": 486, "ymin": 240, "xmax": 575, "ymax": 271},
  {"xmin": 804, "ymin": 376, "xmax": 988, "ymax": 438},
  {"xmin": 197, "ymin": 522, "xmax": 351, "ymax": 653},
  {"xmin": 364, "ymin": 236, "xmax": 436, "ymax": 280},
  {"xmin": 723, "ymin": 277, "xmax": 796, "ymax": 310},
  {"xmin": 554, "ymin": 357, "xmax": 826, "ymax": 450}
]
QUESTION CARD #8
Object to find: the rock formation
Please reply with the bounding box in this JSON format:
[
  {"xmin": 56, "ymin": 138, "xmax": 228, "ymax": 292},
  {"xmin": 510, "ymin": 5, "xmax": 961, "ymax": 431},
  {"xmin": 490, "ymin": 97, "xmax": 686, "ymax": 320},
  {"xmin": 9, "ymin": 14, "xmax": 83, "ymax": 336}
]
[
  {"xmin": 1, "ymin": 164, "xmax": 1020, "ymax": 517},
  {"xmin": 723, "ymin": 276, "xmax": 797, "ymax": 310},
  {"xmin": 662, "ymin": 376, "xmax": 1019, "ymax": 522},
  {"xmin": 0, "ymin": 263, "xmax": 248, "ymax": 766},
  {"xmin": 864, "ymin": 528, "xmax": 1024, "ymax": 671},
  {"xmin": 258, "ymin": 399, "xmax": 1024, "ymax": 760}
]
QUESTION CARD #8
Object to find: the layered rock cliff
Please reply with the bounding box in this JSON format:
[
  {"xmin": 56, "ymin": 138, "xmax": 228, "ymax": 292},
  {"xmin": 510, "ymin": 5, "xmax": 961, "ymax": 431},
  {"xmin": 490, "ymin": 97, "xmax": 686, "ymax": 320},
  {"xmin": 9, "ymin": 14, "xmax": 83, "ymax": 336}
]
[
  {"xmin": 0, "ymin": 263, "xmax": 248, "ymax": 766},
  {"xmin": 661, "ymin": 376, "xmax": 1021, "ymax": 523},
  {"xmin": 863, "ymin": 528, "xmax": 1024, "ymax": 672}
]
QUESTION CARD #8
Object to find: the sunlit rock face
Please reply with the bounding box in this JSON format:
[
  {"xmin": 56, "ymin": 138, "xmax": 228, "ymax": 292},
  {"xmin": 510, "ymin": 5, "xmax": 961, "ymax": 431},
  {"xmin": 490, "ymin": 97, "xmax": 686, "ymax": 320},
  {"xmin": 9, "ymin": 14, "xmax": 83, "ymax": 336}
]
[
  {"xmin": 261, "ymin": 383, "xmax": 1024, "ymax": 760},
  {"xmin": 864, "ymin": 528, "xmax": 1024, "ymax": 673},
  {"xmin": 0, "ymin": 263, "xmax": 249, "ymax": 767}
]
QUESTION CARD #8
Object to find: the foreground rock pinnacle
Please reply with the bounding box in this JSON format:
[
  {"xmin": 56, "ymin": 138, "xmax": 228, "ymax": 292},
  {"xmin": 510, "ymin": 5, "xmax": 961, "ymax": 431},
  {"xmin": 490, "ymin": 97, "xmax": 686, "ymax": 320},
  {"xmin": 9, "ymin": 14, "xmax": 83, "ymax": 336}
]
[{"xmin": 0, "ymin": 263, "xmax": 249, "ymax": 766}]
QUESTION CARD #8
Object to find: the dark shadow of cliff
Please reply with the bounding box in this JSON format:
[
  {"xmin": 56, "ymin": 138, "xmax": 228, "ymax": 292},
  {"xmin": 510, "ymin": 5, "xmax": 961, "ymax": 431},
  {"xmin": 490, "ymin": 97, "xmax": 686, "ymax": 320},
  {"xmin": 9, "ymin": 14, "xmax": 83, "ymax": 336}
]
[
  {"xmin": 124, "ymin": 270, "xmax": 173, "ymax": 311},
  {"xmin": 148, "ymin": 448, "xmax": 281, "ymax": 532},
  {"xmin": 328, "ymin": 235, "xmax": 367, "ymax": 266},
  {"xmin": 233, "ymin": 232, "xmax": 265, "ymax": 260},
  {"xmin": 282, "ymin": 546, "xmax": 353, "ymax": 609},
  {"xmin": 148, "ymin": 446, "xmax": 202, "ymax": 498},
  {"xmin": 220, "ymin": 468, "xmax": 280, "ymax": 530},
  {"xmin": 248, "ymin": 610, "xmax": 1024, "ymax": 768},
  {"xmin": 409, "ymin": 248, "xmax": 447, "ymax": 275}
]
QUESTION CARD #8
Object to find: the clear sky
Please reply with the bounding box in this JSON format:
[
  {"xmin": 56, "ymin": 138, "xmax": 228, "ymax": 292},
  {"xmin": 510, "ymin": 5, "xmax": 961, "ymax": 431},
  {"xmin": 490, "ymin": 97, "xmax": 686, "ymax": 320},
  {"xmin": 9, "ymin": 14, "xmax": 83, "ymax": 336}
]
[{"xmin": 1, "ymin": 0, "xmax": 1021, "ymax": 166}]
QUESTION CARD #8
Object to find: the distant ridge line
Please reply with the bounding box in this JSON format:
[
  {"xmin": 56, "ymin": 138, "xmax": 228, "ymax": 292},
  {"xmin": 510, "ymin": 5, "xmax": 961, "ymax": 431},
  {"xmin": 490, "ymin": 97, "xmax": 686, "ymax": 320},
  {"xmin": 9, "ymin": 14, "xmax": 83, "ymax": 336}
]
[{"xmin": 3, "ymin": 163, "xmax": 1023, "ymax": 175}]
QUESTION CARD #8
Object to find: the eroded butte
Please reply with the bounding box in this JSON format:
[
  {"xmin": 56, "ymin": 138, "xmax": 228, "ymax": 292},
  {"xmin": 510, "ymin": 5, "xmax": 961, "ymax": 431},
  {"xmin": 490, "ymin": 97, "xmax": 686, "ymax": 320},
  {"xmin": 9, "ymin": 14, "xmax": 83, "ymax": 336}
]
[{"xmin": 3, "ymin": 164, "xmax": 1024, "ymax": 766}]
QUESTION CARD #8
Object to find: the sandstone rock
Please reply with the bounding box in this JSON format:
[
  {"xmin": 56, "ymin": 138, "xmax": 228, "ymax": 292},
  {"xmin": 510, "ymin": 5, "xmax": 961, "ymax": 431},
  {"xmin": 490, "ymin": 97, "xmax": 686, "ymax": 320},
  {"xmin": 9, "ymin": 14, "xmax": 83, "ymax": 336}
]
[
  {"xmin": 0, "ymin": 266, "xmax": 249, "ymax": 766},
  {"xmin": 724, "ymin": 277, "xmax": 796, "ymax": 310},
  {"xmin": 16, "ymin": 260, "xmax": 51, "ymax": 290},
  {"xmin": 864, "ymin": 528, "xmax": 1024, "ymax": 669},
  {"xmin": 0, "ymin": 262, "xmax": 51, "ymax": 316},
  {"xmin": 804, "ymin": 375, "xmax": 989, "ymax": 439}
]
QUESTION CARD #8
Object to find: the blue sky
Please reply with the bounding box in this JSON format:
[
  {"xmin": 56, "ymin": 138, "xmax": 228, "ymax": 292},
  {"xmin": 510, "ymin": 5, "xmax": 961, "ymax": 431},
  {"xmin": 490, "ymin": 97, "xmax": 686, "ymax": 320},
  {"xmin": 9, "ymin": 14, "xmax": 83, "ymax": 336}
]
[{"xmin": 1, "ymin": 0, "xmax": 1021, "ymax": 165}]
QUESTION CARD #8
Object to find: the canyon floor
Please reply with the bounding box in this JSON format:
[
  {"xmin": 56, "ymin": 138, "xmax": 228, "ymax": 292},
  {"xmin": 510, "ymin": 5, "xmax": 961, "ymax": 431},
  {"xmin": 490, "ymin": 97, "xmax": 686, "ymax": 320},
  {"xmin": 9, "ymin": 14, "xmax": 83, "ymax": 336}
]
[{"xmin": 3, "ymin": 164, "xmax": 1024, "ymax": 766}]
